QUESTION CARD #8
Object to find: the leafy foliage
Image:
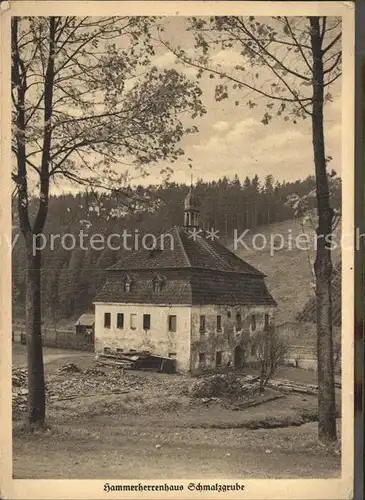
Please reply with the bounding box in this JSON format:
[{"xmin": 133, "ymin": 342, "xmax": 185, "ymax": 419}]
[
  {"xmin": 159, "ymin": 16, "xmax": 341, "ymax": 124},
  {"xmin": 12, "ymin": 16, "xmax": 205, "ymax": 210}
]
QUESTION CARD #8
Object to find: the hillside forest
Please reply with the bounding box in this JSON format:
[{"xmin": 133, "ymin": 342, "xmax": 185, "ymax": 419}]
[{"xmin": 12, "ymin": 174, "xmax": 341, "ymax": 322}]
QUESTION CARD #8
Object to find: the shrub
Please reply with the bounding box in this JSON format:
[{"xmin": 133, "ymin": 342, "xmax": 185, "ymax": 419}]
[
  {"xmin": 189, "ymin": 373, "xmax": 256, "ymax": 399},
  {"xmin": 252, "ymin": 326, "xmax": 290, "ymax": 391}
]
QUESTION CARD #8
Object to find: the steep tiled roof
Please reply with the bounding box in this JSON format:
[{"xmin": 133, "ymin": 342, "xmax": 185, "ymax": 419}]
[
  {"xmin": 95, "ymin": 226, "xmax": 276, "ymax": 307},
  {"xmin": 94, "ymin": 269, "xmax": 277, "ymax": 307},
  {"xmin": 95, "ymin": 273, "xmax": 192, "ymax": 305},
  {"xmin": 190, "ymin": 270, "xmax": 276, "ymax": 306},
  {"xmin": 109, "ymin": 226, "xmax": 263, "ymax": 276},
  {"xmin": 95, "ymin": 269, "xmax": 276, "ymax": 306},
  {"xmin": 296, "ymin": 261, "xmax": 341, "ymax": 326}
]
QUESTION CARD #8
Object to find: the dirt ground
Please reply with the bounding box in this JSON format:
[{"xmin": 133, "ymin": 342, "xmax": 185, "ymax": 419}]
[
  {"xmin": 12, "ymin": 344, "xmax": 92, "ymax": 371},
  {"xmin": 12, "ymin": 345, "xmax": 341, "ymax": 479}
]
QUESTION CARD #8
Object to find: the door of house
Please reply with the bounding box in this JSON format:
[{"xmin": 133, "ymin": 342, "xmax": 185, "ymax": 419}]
[{"xmin": 234, "ymin": 345, "xmax": 245, "ymax": 370}]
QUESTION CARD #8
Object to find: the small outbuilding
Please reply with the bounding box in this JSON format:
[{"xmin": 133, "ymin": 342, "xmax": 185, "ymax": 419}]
[{"xmin": 75, "ymin": 313, "xmax": 95, "ymax": 345}]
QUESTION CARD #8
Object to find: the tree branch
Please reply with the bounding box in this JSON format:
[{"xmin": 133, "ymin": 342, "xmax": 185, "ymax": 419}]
[
  {"xmin": 33, "ymin": 17, "xmax": 56, "ymax": 235},
  {"xmin": 323, "ymin": 32, "xmax": 341, "ymax": 54}
]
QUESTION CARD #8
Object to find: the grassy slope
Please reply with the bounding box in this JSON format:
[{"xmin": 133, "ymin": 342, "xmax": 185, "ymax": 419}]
[{"xmin": 230, "ymin": 218, "xmax": 341, "ymax": 325}]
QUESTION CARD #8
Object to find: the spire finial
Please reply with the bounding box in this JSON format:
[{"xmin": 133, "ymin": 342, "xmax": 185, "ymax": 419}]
[{"xmin": 184, "ymin": 161, "xmax": 200, "ymax": 229}]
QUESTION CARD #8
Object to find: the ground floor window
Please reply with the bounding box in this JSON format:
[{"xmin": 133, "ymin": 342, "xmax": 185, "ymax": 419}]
[
  {"xmin": 199, "ymin": 352, "xmax": 205, "ymax": 365},
  {"xmin": 104, "ymin": 312, "xmax": 111, "ymax": 328},
  {"xmin": 215, "ymin": 351, "xmax": 222, "ymax": 367}
]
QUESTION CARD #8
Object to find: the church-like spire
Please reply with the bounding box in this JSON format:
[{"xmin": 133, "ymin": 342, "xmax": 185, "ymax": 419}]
[{"xmin": 184, "ymin": 165, "xmax": 200, "ymax": 228}]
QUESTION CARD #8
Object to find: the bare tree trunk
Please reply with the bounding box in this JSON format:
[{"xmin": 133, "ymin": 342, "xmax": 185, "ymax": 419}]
[
  {"xmin": 310, "ymin": 16, "xmax": 337, "ymax": 442},
  {"xmin": 26, "ymin": 246, "xmax": 45, "ymax": 424},
  {"xmin": 259, "ymin": 333, "xmax": 269, "ymax": 392},
  {"xmin": 12, "ymin": 16, "xmax": 55, "ymax": 426}
]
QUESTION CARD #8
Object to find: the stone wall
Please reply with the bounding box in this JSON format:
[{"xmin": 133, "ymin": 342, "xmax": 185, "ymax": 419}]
[
  {"xmin": 276, "ymin": 321, "xmax": 341, "ymax": 372},
  {"xmin": 190, "ymin": 304, "xmax": 276, "ymax": 372}
]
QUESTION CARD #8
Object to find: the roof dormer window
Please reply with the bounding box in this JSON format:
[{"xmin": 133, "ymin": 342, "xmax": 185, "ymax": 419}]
[
  {"xmin": 152, "ymin": 274, "xmax": 165, "ymax": 292},
  {"xmin": 123, "ymin": 274, "xmax": 133, "ymax": 292}
]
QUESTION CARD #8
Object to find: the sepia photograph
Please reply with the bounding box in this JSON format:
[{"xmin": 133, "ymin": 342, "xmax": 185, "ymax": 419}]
[{"xmin": 0, "ymin": 2, "xmax": 354, "ymax": 499}]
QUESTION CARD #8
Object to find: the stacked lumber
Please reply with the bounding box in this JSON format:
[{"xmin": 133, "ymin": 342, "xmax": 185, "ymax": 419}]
[{"xmin": 96, "ymin": 349, "xmax": 150, "ymax": 370}]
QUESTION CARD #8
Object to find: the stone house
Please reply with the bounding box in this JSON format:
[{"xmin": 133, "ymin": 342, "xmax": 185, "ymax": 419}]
[{"xmin": 93, "ymin": 187, "xmax": 277, "ymax": 372}]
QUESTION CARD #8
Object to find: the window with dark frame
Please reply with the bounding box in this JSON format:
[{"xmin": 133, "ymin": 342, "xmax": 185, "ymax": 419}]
[
  {"xmin": 116, "ymin": 313, "xmax": 124, "ymax": 329},
  {"xmin": 104, "ymin": 312, "xmax": 111, "ymax": 328},
  {"xmin": 227, "ymin": 310, "xmax": 231, "ymax": 318},
  {"xmin": 264, "ymin": 313, "xmax": 269, "ymax": 330},
  {"xmin": 199, "ymin": 315, "xmax": 206, "ymax": 334},
  {"xmin": 143, "ymin": 314, "xmax": 151, "ymax": 330},
  {"xmin": 199, "ymin": 352, "xmax": 205, "ymax": 364},
  {"xmin": 168, "ymin": 315, "xmax": 177, "ymax": 332},
  {"xmin": 235, "ymin": 312, "xmax": 242, "ymax": 331},
  {"xmin": 215, "ymin": 351, "xmax": 222, "ymax": 367},
  {"xmin": 251, "ymin": 314, "xmax": 257, "ymax": 332},
  {"xmin": 216, "ymin": 315, "xmax": 222, "ymax": 332}
]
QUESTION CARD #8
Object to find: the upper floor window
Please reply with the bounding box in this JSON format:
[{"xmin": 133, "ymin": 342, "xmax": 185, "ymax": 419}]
[
  {"xmin": 251, "ymin": 314, "xmax": 256, "ymax": 332},
  {"xmin": 130, "ymin": 313, "xmax": 137, "ymax": 330},
  {"xmin": 216, "ymin": 315, "xmax": 222, "ymax": 332},
  {"xmin": 143, "ymin": 314, "xmax": 151, "ymax": 331},
  {"xmin": 235, "ymin": 312, "xmax": 242, "ymax": 331},
  {"xmin": 104, "ymin": 312, "xmax": 111, "ymax": 328},
  {"xmin": 117, "ymin": 313, "xmax": 124, "ymax": 329},
  {"xmin": 168, "ymin": 315, "xmax": 177, "ymax": 332},
  {"xmin": 199, "ymin": 315, "xmax": 206, "ymax": 334}
]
